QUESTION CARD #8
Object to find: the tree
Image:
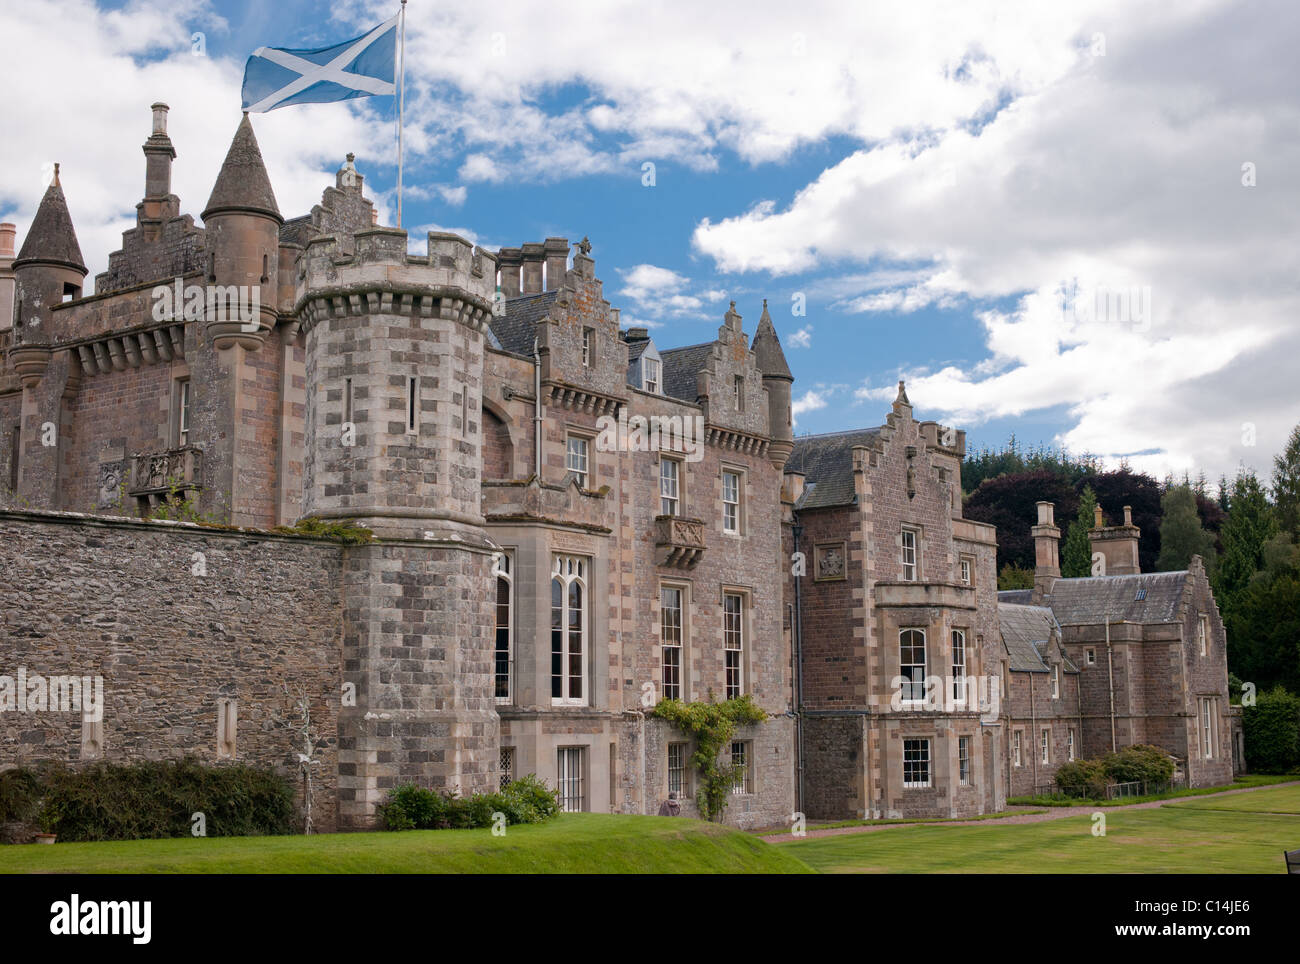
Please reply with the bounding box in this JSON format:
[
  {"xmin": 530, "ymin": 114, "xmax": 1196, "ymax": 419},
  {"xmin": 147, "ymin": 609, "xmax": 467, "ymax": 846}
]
[
  {"xmin": 1224, "ymin": 564, "xmax": 1300, "ymax": 694},
  {"xmin": 1214, "ymin": 470, "xmax": 1278, "ymax": 622},
  {"xmin": 964, "ymin": 470, "xmax": 1076, "ymax": 571},
  {"xmin": 1061, "ymin": 486, "xmax": 1098, "ymax": 577},
  {"xmin": 1272, "ymin": 422, "xmax": 1300, "ymax": 539},
  {"xmin": 1081, "ymin": 469, "xmax": 1164, "ymax": 573},
  {"xmin": 998, "ymin": 563, "xmax": 1035, "ymax": 591},
  {"xmin": 1156, "ymin": 484, "xmax": 1217, "ymax": 572}
]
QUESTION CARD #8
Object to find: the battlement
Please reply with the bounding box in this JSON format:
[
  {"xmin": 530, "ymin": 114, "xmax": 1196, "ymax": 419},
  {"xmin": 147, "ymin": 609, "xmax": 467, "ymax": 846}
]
[{"xmin": 295, "ymin": 227, "xmax": 497, "ymax": 336}]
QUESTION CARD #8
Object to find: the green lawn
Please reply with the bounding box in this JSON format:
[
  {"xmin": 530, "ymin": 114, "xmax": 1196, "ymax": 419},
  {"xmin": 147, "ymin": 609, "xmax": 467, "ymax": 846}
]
[
  {"xmin": 780, "ymin": 784, "xmax": 1300, "ymax": 873},
  {"xmin": 1167, "ymin": 783, "xmax": 1300, "ymax": 815},
  {"xmin": 0, "ymin": 814, "xmax": 812, "ymax": 874}
]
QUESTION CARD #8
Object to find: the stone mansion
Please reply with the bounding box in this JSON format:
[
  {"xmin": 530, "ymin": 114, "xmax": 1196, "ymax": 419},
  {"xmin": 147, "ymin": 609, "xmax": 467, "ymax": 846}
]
[{"xmin": 0, "ymin": 105, "xmax": 1238, "ymax": 829}]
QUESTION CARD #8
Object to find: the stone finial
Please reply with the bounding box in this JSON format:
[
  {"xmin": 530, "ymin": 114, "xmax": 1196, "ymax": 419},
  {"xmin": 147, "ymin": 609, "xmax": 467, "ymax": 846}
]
[
  {"xmin": 52, "ymin": 163, "xmax": 61, "ymax": 187},
  {"xmin": 578, "ymin": 236, "xmax": 592, "ymax": 255},
  {"xmin": 1094, "ymin": 504, "xmax": 1103, "ymax": 527},
  {"xmin": 895, "ymin": 380, "xmax": 910, "ymax": 405}
]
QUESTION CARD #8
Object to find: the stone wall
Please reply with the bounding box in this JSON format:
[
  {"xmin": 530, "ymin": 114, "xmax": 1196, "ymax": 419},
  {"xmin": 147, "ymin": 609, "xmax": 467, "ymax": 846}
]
[{"xmin": 0, "ymin": 508, "xmax": 345, "ymax": 831}]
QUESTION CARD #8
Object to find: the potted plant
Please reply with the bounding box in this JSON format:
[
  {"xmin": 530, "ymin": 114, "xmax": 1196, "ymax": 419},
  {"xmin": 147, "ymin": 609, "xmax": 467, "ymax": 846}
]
[{"xmin": 34, "ymin": 805, "xmax": 58, "ymax": 844}]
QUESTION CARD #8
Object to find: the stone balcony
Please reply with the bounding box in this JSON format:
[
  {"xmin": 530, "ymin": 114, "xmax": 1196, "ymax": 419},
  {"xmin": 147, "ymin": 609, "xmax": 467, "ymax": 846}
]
[
  {"xmin": 654, "ymin": 515, "xmax": 705, "ymax": 569},
  {"xmin": 128, "ymin": 445, "xmax": 203, "ymax": 506},
  {"xmin": 873, "ymin": 581, "xmax": 976, "ymax": 611}
]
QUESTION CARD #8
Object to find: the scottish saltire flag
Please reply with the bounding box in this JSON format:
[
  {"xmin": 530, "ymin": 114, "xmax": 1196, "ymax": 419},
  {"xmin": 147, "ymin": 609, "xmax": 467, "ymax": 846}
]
[{"xmin": 241, "ymin": 15, "xmax": 399, "ymax": 113}]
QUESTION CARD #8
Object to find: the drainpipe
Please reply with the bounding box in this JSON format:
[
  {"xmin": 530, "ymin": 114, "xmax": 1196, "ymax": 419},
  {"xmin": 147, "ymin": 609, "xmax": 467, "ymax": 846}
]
[
  {"xmin": 1106, "ymin": 615, "xmax": 1117, "ymax": 752},
  {"xmin": 1029, "ymin": 671, "xmax": 1038, "ymax": 791},
  {"xmin": 792, "ymin": 519, "xmax": 806, "ymax": 815},
  {"xmin": 532, "ymin": 337, "xmax": 543, "ymax": 480}
]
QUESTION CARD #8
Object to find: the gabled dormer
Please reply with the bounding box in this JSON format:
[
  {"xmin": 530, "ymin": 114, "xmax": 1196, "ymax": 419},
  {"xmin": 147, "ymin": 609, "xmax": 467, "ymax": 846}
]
[{"xmin": 622, "ymin": 326, "xmax": 662, "ymax": 393}]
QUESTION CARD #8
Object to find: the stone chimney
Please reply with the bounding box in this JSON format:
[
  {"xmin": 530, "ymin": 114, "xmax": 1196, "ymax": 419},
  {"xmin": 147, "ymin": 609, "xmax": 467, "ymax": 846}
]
[
  {"xmin": 624, "ymin": 326, "xmax": 649, "ymax": 341},
  {"xmin": 1089, "ymin": 504, "xmax": 1141, "ymax": 576},
  {"xmin": 521, "ymin": 242, "xmax": 545, "ymax": 294},
  {"xmin": 543, "ymin": 237, "xmax": 568, "ymax": 289},
  {"xmin": 497, "ymin": 247, "xmax": 522, "ymax": 298},
  {"xmin": 0, "ymin": 222, "xmax": 15, "ymax": 332},
  {"xmin": 1032, "ymin": 501, "xmax": 1060, "ymax": 599}
]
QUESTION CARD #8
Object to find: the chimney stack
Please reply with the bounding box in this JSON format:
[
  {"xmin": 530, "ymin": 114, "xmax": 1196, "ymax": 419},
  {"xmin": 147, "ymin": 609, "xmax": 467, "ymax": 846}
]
[
  {"xmin": 520, "ymin": 242, "xmax": 545, "ymax": 295},
  {"xmin": 1031, "ymin": 501, "xmax": 1060, "ymax": 600},
  {"xmin": 543, "ymin": 237, "xmax": 568, "ymax": 290},
  {"xmin": 0, "ymin": 222, "xmax": 15, "ymax": 332},
  {"xmin": 497, "ymin": 247, "xmax": 522, "ymax": 298},
  {"xmin": 1089, "ymin": 503, "xmax": 1141, "ymax": 575}
]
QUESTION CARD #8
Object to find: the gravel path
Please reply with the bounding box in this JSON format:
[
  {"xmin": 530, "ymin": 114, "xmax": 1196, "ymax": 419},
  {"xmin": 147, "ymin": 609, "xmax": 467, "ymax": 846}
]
[{"xmin": 765, "ymin": 780, "xmax": 1300, "ymax": 842}]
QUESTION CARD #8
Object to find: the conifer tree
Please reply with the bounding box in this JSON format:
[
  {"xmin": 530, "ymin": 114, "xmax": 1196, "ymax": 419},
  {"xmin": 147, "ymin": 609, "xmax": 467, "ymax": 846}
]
[
  {"xmin": 1272, "ymin": 422, "xmax": 1300, "ymax": 538},
  {"xmin": 1062, "ymin": 486, "xmax": 1098, "ymax": 577},
  {"xmin": 1214, "ymin": 470, "xmax": 1277, "ymax": 620},
  {"xmin": 1156, "ymin": 484, "xmax": 1216, "ymax": 571}
]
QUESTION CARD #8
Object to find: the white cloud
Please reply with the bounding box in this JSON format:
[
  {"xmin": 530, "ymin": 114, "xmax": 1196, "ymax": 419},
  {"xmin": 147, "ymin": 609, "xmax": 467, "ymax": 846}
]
[
  {"xmin": 788, "ymin": 326, "xmax": 813, "ymax": 349},
  {"xmin": 0, "ymin": 0, "xmax": 390, "ymax": 285},
  {"xmin": 617, "ymin": 263, "xmax": 728, "ymax": 322},
  {"xmin": 793, "ymin": 389, "xmax": 828, "ymax": 418},
  {"xmin": 692, "ymin": 0, "xmax": 1300, "ymax": 479}
]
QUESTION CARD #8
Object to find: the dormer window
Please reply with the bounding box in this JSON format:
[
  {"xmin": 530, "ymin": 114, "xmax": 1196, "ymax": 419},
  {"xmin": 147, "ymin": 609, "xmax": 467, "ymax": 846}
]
[
  {"xmin": 61, "ymin": 283, "xmax": 80, "ymax": 303},
  {"xmin": 644, "ymin": 358, "xmax": 660, "ymax": 394}
]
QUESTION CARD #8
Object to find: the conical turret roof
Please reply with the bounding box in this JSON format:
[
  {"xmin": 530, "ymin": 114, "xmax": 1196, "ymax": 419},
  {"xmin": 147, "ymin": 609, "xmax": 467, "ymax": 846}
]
[
  {"xmin": 202, "ymin": 114, "xmax": 282, "ymax": 222},
  {"xmin": 14, "ymin": 165, "xmax": 86, "ymax": 273},
  {"xmin": 752, "ymin": 299, "xmax": 792, "ymax": 380}
]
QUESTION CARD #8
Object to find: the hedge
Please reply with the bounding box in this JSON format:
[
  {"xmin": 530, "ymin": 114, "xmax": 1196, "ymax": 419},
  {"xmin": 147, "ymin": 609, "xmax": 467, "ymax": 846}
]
[{"xmin": 1242, "ymin": 686, "xmax": 1300, "ymax": 773}]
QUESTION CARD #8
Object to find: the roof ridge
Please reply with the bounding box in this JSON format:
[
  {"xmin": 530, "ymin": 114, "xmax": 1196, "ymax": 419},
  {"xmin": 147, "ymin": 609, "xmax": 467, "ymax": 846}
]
[{"xmin": 792, "ymin": 426, "xmax": 883, "ymax": 441}]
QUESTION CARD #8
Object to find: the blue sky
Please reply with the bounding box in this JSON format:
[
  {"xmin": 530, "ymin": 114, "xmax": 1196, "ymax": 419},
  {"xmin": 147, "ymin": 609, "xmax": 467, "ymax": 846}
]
[{"xmin": 4, "ymin": 0, "xmax": 1298, "ymax": 481}]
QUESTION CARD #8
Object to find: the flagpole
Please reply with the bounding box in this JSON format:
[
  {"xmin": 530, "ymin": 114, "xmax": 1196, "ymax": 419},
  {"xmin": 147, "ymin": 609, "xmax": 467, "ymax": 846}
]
[{"xmin": 397, "ymin": 0, "xmax": 407, "ymax": 228}]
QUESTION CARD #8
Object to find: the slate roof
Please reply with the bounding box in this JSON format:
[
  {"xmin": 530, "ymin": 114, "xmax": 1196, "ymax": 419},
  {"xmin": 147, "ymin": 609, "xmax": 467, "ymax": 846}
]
[
  {"xmin": 788, "ymin": 428, "xmax": 882, "ymax": 509},
  {"xmin": 1046, "ymin": 571, "xmax": 1190, "ymax": 626},
  {"xmin": 999, "ymin": 603, "xmax": 1059, "ymax": 672},
  {"xmin": 998, "ymin": 589, "xmax": 1034, "ymax": 605},
  {"xmin": 14, "ymin": 174, "xmax": 85, "ymax": 271},
  {"xmin": 203, "ymin": 114, "xmax": 281, "ymax": 222},
  {"xmin": 659, "ymin": 342, "xmax": 713, "ymax": 402},
  {"xmin": 624, "ymin": 337, "xmax": 650, "ymax": 363},
  {"xmin": 490, "ymin": 291, "xmax": 556, "ymax": 356}
]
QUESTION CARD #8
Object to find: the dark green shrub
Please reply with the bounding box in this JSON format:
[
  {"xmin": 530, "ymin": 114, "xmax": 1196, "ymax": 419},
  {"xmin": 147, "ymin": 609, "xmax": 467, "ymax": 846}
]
[
  {"xmin": 1243, "ymin": 686, "xmax": 1300, "ymax": 772},
  {"xmin": 1104, "ymin": 744, "xmax": 1175, "ymax": 786},
  {"xmin": 0, "ymin": 768, "xmax": 41, "ymax": 823},
  {"xmin": 380, "ymin": 774, "xmax": 560, "ymax": 831},
  {"xmin": 502, "ymin": 774, "xmax": 560, "ymax": 822},
  {"xmin": 36, "ymin": 759, "xmax": 294, "ymax": 841},
  {"xmin": 1054, "ymin": 759, "xmax": 1109, "ymax": 798}
]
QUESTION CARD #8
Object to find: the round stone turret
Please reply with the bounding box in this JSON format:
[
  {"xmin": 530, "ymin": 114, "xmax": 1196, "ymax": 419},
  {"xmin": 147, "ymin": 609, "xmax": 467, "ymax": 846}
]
[
  {"xmin": 201, "ymin": 114, "xmax": 281, "ymax": 351},
  {"xmin": 296, "ymin": 226, "xmax": 498, "ymax": 541}
]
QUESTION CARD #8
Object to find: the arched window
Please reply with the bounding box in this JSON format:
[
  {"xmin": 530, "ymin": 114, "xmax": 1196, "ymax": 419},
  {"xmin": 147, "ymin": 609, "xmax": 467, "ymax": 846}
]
[{"xmin": 551, "ymin": 556, "xmax": 587, "ymax": 705}]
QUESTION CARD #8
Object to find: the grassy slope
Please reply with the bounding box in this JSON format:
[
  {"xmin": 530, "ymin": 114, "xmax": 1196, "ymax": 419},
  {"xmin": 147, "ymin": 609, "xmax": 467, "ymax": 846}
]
[
  {"xmin": 0, "ymin": 814, "xmax": 813, "ymax": 875},
  {"xmin": 781, "ymin": 784, "xmax": 1300, "ymax": 873}
]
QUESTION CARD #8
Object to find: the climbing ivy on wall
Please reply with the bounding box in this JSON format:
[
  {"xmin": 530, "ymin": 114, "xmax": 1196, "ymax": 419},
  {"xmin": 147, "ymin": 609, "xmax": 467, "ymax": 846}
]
[{"xmin": 650, "ymin": 694, "xmax": 767, "ymax": 821}]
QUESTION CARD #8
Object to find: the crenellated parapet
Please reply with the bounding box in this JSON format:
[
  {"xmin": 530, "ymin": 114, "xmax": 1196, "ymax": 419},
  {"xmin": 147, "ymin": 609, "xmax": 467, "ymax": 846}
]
[{"xmin": 294, "ymin": 228, "xmax": 497, "ymax": 338}]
